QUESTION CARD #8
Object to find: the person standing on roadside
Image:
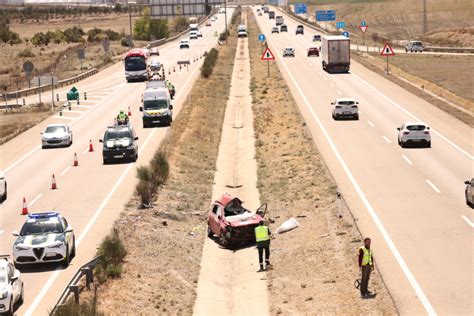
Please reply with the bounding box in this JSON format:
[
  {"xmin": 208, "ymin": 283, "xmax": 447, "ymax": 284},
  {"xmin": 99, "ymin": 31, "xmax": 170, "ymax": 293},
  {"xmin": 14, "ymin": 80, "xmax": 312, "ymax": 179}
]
[
  {"xmin": 255, "ymin": 220, "xmax": 271, "ymax": 272},
  {"xmin": 358, "ymin": 237, "xmax": 374, "ymax": 297}
]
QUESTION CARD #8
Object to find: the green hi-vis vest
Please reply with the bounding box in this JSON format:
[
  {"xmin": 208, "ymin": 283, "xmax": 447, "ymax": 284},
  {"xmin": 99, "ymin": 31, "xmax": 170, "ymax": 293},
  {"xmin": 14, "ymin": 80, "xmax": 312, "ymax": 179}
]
[
  {"xmin": 255, "ymin": 226, "xmax": 270, "ymax": 242},
  {"xmin": 359, "ymin": 246, "xmax": 373, "ymax": 266}
]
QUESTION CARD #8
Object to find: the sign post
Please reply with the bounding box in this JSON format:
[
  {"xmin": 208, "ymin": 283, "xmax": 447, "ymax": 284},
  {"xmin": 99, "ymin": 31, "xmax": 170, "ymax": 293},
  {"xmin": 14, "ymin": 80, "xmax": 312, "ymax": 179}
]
[
  {"xmin": 31, "ymin": 76, "xmax": 58, "ymax": 107},
  {"xmin": 261, "ymin": 45, "xmax": 275, "ymax": 78},
  {"xmin": 359, "ymin": 21, "xmax": 368, "ymax": 46},
  {"xmin": 77, "ymin": 48, "xmax": 85, "ymax": 70},
  {"xmin": 23, "ymin": 61, "xmax": 34, "ymax": 89},
  {"xmin": 258, "ymin": 34, "xmax": 266, "ymax": 54},
  {"xmin": 380, "ymin": 42, "xmax": 395, "ymax": 75}
]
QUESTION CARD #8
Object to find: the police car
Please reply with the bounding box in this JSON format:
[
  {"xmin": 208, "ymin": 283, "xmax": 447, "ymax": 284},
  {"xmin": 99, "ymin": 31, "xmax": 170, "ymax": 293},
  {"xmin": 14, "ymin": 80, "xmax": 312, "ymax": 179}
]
[
  {"xmin": 0, "ymin": 256, "xmax": 23, "ymax": 315},
  {"xmin": 12, "ymin": 212, "xmax": 76, "ymax": 269}
]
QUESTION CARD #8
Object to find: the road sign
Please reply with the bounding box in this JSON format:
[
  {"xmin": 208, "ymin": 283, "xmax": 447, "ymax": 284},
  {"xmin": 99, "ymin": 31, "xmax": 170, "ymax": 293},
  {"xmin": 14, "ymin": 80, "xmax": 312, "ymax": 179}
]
[
  {"xmin": 359, "ymin": 25, "xmax": 368, "ymax": 33},
  {"xmin": 342, "ymin": 31, "xmax": 350, "ymax": 38},
  {"xmin": 258, "ymin": 34, "xmax": 266, "ymax": 42},
  {"xmin": 30, "ymin": 76, "xmax": 58, "ymax": 86},
  {"xmin": 336, "ymin": 21, "xmax": 345, "ymax": 29},
  {"xmin": 22, "ymin": 61, "xmax": 34, "ymax": 73},
  {"xmin": 316, "ymin": 10, "xmax": 336, "ymax": 22},
  {"xmin": 380, "ymin": 42, "xmax": 395, "ymax": 56},
  {"xmin": 102, "ymin": 38, "xmax": 110, "ymax": 52},
  {"xmin": 361, "ymin": 20, "xmax": 367, "ymax": 27},
  {"xmin": 77, "ymin": 48, "xmax": 85, "ymax": 60},
  {"xmin": 294, "ymin": 3, "xmax": 307, "ymax": 14},
  {"xmin": 261, "ymin": 48, "xmax": 275, "ymax": 61}
]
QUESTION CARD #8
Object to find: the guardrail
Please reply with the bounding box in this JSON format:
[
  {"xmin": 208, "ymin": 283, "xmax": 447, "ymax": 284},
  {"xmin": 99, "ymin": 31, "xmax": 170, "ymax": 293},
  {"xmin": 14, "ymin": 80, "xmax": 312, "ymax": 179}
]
[{"xmin": 49, "ymin": 257, "xmax": 99, "ymax": 316}]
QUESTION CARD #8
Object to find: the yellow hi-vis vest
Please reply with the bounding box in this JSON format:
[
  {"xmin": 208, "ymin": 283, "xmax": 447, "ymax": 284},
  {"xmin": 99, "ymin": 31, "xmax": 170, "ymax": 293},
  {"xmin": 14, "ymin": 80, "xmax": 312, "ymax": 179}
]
[
  {"xmin": 359, "ymin": 246, "xmax": 373, "ymax": 266},
  {"xmin": 255, "ymin": 226, "xmax": 270, "ymax": 242}
]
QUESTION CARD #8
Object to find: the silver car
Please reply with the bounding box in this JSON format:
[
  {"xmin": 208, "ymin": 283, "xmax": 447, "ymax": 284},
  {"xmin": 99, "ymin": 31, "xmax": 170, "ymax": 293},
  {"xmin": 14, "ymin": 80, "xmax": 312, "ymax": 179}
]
[
  {"xmin": 405, "ymin": 41, "xmax": 423, "ymax": 53},
  {"xmin": 283, "ymin": 47, "xmax": 295, "ymax": 57},
  {"xmin": 41, "ymin": 124, "xmax": 73, "ymax": 148},
  {"xmin": 0, "ymin": 257, "xmax": 23, "ymax": 315},
  {"xmin": 465, "ymin": 178, "xmax": 473, "ymax": 207},
  {"xmin": 397, "ymin": 122, "xmax": 431, "ymax": 148},
  {"xmin": 332, "ymin": 98, "xmax": 359, "ymax": 120},
  {"xmin": 0, "ymin": 172, "xmax": 6, "ymax": 203}
]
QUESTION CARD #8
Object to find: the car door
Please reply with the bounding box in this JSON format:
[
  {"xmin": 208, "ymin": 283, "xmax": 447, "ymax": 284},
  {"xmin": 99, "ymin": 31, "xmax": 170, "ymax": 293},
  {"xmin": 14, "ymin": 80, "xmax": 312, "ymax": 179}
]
[
  {"xmin": 61, "ymin": 217, "xmax": 73, "ymax": 250},
  {"xmin": 255, "ymin": 203, "xmax": 267, "ymax": 218},
  {"xmin": 7, "ymin": 263, "xmax": 20, "ymax": 302},
  {"xmin": 209, "ymin": 204, "xmax": 222, "ymax": 234}
]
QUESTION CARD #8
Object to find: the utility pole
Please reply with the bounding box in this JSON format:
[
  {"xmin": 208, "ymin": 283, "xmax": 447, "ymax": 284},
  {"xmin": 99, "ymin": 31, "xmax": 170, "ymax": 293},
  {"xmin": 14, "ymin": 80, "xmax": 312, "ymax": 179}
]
[
  {"xmin": 422, "ymin": 0, "xmax": 428, "ymax": 35},
  {"xmin": 127, "ymin": 0, "xmax": 133, "ymax": 49},
  {"xmin": 224, "ymin": 0, "xmax": 228, "ymax": 43}
]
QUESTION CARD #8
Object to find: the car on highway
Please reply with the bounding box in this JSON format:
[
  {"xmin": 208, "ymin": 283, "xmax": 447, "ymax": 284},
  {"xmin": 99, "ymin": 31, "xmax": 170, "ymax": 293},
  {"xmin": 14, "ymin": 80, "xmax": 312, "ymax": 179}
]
[
  {"xmin": 271, "ymin": 26, "xmax": 279, "ymax": 34},
  {"xmin": 100, "ymin": 125, "xmax": 139, "ymax": 164},
  {"xmin": 405, "ymin": 40, "xmax": 423, "ymax": 53},
  {"xmin": 397, "ymin": 122, "xmax": 431, "ymax": 148},
  {"xmin": 12, "ymin": 212, "xmax": 76, "ymax": 269},
  {"xmin": 150, "ymin": 48, "xmax": 159, "ymax": 56},
  {"xmin": 258, "ymin": 11, "xmax": 263, "ymax": 16},
  {"xmin": 313, "ymin": 34, "xmax": 322, "ymax": 42},
  {"xmin": 206, "ymin": 21, "xmax": 211, "ymax": 27},
  {"xmin": 307, "ymin": 47, "xmax": 319, "ymax": 57},
  {"xmin": 0, "ymin": 173, "xmax": 6, "ymax": 203},
  {"xmin": 207, "ymin": 193, "xmax": 267, "ymax": 248},
  {"xmin": 140, "ymin": 81, "xmax": 173, "ymax": 128},
  {"xmin": 296, "ymin": 25, "xmax": 304, "ymax": 35},
  {"xmin": 464, "ymin": 178, "xmax": 473, "ymax": 207},
  {"xmin": 0, "ymin": 256, "xmax": 23, "ymax": 315},
  {"xmin": 283, "ymin": 47, "xmax": 295, "ymax": 57},
  {"xmin": 41, "ymin": 124, "xmax": 73, "ymax": 149},
  {"xmin": 179, "ymin": 39, "xmax": 190, "ymax": 49},
  {"xmin": 190, "ymin": 30, "xmax": 198, "ymax": 39},
  {"xmin": 148, "ymin": 60, "xmax": 161, "ymax": 72},
  {"xmin": 280, "ymin": 24, "xmax": 288, "ymax": 32},
  {"xmin": 331, "ymin": 98, "xmax": 359, "ymax": 120},
  {"xmin": 197, "ymin": 30, "xmax": 203, "ymax": 38}
]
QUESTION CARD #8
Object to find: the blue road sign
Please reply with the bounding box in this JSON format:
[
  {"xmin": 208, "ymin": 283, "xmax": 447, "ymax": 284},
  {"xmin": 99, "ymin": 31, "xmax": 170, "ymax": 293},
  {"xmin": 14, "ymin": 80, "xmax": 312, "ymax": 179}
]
[
  {"xmin": 316, "ymin": 10, "xmax": 336, "ymax": 22},
  {"xmin": 258, "ymin": 34, "xmax": 266, "ymax": 42},
  {"xmin": 294, "ymin": 3, "xmax": 308, "ymax": 14},
  {"xmin": 336, "ymin": 21, "xmax": 345, "ymax": 29},
  {"xmin": 361, "ymin": 20, "xmax": 367, "ymax": 27},
  {"xmin": 342, "ymin": 31, "xmax": 350, "ymax": 38}
]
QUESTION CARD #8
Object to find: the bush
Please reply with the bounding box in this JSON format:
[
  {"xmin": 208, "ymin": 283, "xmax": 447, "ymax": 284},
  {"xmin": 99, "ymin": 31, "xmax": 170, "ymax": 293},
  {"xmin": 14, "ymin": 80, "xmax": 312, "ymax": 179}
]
[
  {"xmin": 87, "ymin": 28, "xmax": 120, "ymax": 42},
  {"xmin": 135, "ymin": 150, "xmax": 169, "ymax": 207},
  {"xmin": 150, "ymin": 151, "xmax": 169, "ymax": 186},
  {"xmin": 63, "ymin": 26, "xmax": 85, "ymax": 43},
  {"xmin": 201, "ymin": 48, "xmax": 219, "ymax": 78},
  {"xmin": 133, "ymin": 7, "xmax": 169, "ymax": 41},
  {"xmin": 31, "ymin": 32, "xmax": 50, "ymax": 46},
  {"xmin": 0, "ymin": 20, "xmax": 21, "ymax": 44},
  {"xmin": 17, "ymin": 48, "xmax": 35, "ymax": 57},
  {"xmin": 95, "ymin": 229, "xmax": 126, "ymax": 284},
  {"xmin": 120, "ymin": 37, "xmax": 131, "ymax": 47}
]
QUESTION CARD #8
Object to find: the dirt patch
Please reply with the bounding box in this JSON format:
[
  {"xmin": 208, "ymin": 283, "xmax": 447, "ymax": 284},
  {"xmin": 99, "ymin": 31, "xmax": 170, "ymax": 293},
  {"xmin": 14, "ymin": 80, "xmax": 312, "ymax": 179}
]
[
  {"xmin": 247, "ymin": 10, "xmax": 397, "ymax": 314},
  {"xmin": 352, "ymin": 52, "xmax": 473, "ymax": 126},
  {"xmin": 0, "ymin": 105, "xmax": 52, "ymax": 144},
  {"xmin": 83, "ymin": 23, "xmax": 238, "ymax": 315}
]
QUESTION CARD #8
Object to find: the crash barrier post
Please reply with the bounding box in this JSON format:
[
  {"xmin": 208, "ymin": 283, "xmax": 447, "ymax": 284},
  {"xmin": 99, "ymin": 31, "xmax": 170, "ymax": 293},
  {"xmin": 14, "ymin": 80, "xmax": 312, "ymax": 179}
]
[
  {"xmin": 76, "ymin": 97, "xmax": 80, "ymax": 105},
  {"xmin": 84, "ymin": 92, "xmax": 87, "ymax": 100},
  {"xmin": 56, "ymin": 94, "xmax": 59, "ymax": 102},
  {"xmin": 49, "ymin": 257, "xmax": 99, "ymax": 316}
]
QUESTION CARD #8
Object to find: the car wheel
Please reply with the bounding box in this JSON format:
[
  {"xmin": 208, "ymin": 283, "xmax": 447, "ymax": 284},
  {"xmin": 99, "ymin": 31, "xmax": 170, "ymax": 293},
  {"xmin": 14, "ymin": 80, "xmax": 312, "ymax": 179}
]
[
  {"xmin": 426, "ymin": 141, "xmax": 431, "ymax": 148},
  {"xmin": 8, "ymin": 295, "xmax": 13, "ymax": 316},
  {"xmin": 71, "ymin": 237, "xmax": 76, "ymax": 258},
  {"xmin": 207, "ymin": 226, "xmax": 213, "ymax": 238},
  {"xmin": 400, "ymin": 141, "xmax": 406, "ymax": 148},
  {"xmin": 103, "ymin": 158, "xmax": 108, "ymax": 165},
  {"xmin": 1, "ymin": 183, "xmax": 6, "ymax": 202},
  {"xmin": 69, "ymin": 136, "xmax": 73, "ymax": 146},
  {"xmin": 62, "ymin": 246, "xmax": 70, "ymax": 268},
  {"xmin": 219, "ymin": 231, "xmax": 229, "ymax": 247},
  {"xmin": 334, "ymin": 114, "xmax": 339, "ymax": 121},
  {"xmin": 354, "ymin": 114, "xmax": 359, "ymax": 120},
  {"xmin": 18, "ymin": 284, "xmax": 24, "ymax": 305}
]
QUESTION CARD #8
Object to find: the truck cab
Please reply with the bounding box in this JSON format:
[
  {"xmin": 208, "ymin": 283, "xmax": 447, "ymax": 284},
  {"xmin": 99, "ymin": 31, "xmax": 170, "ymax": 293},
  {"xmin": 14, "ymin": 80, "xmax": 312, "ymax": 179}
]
[{"xmin": 139, "ymin": 81, "xmax": 173, "ymax": 128}]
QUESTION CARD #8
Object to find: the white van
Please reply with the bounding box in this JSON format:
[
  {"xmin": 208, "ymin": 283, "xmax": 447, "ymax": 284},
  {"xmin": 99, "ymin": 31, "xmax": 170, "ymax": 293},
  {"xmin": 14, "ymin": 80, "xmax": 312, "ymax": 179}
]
[
  {"xmin": 190, "ymin": 30, "xmax": 198, "ymax": 39},
  {"xmin": 140, "ymin": 81, "xmax": 173, "ymax": 127}
]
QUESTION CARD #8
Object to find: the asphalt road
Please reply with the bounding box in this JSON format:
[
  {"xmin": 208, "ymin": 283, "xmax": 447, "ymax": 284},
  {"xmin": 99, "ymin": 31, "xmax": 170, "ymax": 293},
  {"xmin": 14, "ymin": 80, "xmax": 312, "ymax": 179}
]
[
  {"xmin": 0, "ymin": 11, "xmax": 232, "ymax": 315},
  {"xmin": 254, "ymin": 7, "xmax": 472, "ymax": 316}
]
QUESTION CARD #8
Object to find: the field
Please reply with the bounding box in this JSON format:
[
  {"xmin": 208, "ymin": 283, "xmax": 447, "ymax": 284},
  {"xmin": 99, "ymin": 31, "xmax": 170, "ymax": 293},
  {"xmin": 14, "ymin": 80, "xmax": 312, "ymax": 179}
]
[{"xmin": 301, "ymin": 0, "xmax": 474, "ymax": 47}]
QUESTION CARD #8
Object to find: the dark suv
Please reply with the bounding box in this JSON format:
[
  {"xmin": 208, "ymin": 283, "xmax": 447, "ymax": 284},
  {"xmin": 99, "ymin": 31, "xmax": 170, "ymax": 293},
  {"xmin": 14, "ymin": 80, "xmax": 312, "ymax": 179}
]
[
  {"xmin": 307, "ymin": 47, "xmax": 319, "ymax": 57},
  {"xmin": 296, "ymin": 25, "xmax": 304, "ymax": 35},
  {"xmin": 100, "ymin": 125, "xmax": 139, "ymax": 164}
]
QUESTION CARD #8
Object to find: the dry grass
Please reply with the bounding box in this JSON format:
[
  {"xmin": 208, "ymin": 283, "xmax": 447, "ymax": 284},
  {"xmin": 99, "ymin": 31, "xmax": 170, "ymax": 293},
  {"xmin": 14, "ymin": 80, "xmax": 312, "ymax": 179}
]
[
  {"xmin": 0, "ymin": 105, "xmax": 52, "ymax": 144},
  {"xmin": 247, "ymin": 10, "xmax": 397, "ymax": 314},
  {"xmin": 82, "ymin": 24, "xmax": 238, "ymax": 315}
]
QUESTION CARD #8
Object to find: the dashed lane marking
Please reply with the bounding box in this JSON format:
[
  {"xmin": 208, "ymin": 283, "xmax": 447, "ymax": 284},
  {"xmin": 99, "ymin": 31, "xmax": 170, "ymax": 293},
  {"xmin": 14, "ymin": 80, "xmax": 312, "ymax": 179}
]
[
  {"xmin": 402, "ymin": 154, "xmax": 413, "ymax": 165},
  {"xmin": 425, "ymin": 179, "xmax": 441, "ymax": 193},
  {"xmin": 382, "ymin": 136, "xmax": 392, "ymax": 143}
]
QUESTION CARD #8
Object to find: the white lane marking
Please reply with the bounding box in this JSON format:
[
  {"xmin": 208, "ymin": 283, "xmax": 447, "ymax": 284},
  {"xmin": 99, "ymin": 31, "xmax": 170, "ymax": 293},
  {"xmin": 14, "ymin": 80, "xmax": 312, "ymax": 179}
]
[
  {"xmin": 0, "ymin": 230, "xmax": 3, "ymax": 235},
  {"xmin": 368, "ymin": 120, "xmax": 375, "ymax": 127},
  {"xmin": 313, "ymin": 67, "xmax": 318, "ymax": 71},
  {"xmin": 461, "ymin": 216, "xmax": 474, "ymax": 228},
  {"xmin": 3, "ymin": 146, "xmax": 40, "ymax": 174},
  {"xmin": 71, "ymin": 105, "xmax": 93, "ymax": 109},
  {"xmin": 402, "ymin": 154, "xmax": 413, "ymax": 165},
  {"xmin": 52, "ymin": 115, "xmax": 75, "ymax": 120},
  {"xmin": 351, "ymin": 72, "xmax": 473, "ymax": 160},
  {"xmin": 60, "ymin": 166, "xmax": 71, "ymax": 177},
  {"xmin": 425, "ymin": 179, "xmax": 441, "ymax": 193},
  {"xmin": 25, "ymin": 45, "xmax": 205, "ymax": 316},
  {"xmin": 382, "ymin": 136, "xmax": 392, "ymax": 143},
  {"xmin": 28, "ymin": 193, "xmax": 42, "ymax": 207},
  {"xmin": 330, "ymin": 82, "xmax": 335, "ymax": 88},
  {"xmin": 61, "ymin": 110, "xmax": 84, "ymax": 114},
  {"xmin": 270, "ymin": 41, "xmax": 437, "ymax": 315},
  {"xmin": 82, "ymin": 147, "xmax": 90, "ymax": 154},
  {"xmin": 318, "ymin": 72, "xmax": 322, "ymax": 75},
  {"xmin": 337, "ymin": 90, "xmax": 342, "ymax": 95}
]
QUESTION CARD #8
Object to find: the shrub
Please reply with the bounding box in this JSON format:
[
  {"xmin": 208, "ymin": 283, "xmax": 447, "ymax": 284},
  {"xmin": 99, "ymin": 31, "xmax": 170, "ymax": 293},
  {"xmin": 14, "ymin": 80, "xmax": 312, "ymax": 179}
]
[
  {"xmin": 201, "ymin": 48, "xmax": 219, "ymax": 78},
  {"xmin": 31, "ymin": 32, "xmax": 50, "ymax": 46},
  {"xmin": 63, "ymin": 26, "xmax": 85, "ymax": 43},
  {"xmin": 150, "ymin": 151, "xmax": 169, "ymax": 186},
  {"xmin": 95, "ymin": 228, "xmax": 126, "ymax": 283},
  {"xmin": 87, "ymin": 28, "xmax": 120, "ymax": 42},
  {"xmin": 17, "ymin": 48, "xmax": 35, "ymax": 57}
]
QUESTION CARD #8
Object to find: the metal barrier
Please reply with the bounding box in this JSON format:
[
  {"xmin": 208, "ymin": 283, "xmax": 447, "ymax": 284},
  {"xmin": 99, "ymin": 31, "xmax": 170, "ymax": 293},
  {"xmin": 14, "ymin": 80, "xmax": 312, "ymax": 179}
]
[{"xmin": 49, "ymin": 257, "xmax": 99, "ymax": 316}]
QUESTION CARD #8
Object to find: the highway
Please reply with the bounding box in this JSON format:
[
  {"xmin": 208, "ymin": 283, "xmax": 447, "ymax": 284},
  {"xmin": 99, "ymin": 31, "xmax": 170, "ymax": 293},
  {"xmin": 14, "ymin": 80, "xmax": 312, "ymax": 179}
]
[
  {"xmin": 254, "ymin": 7, "xmax": 472, "ymax": 315},
  {"xmin": 0, "ymin": 11, "xmax": 232, "ymax": 315}
]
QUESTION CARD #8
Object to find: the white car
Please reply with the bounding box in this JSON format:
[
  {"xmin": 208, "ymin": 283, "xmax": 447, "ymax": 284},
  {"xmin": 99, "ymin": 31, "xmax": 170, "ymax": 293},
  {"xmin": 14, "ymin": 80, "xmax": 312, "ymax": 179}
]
[
  {"xmin": 190, "ymin": 31, "xmax": 198, "ymax": 39},
  {"xmin": 271, "ymin": 26, "xmax": 279, "ymax": 34},
  {"xmin": 405, "ymin": 40, "xmax": 423, "ymax": 53},
  {"xmin": 283, "ymin": 47, "xmax": 295, "ymax": 57},
  {"xmin": 13, "ymin": 212, "xmax": 76, "ymax": 269},
  {"xmin": 41, "ymin": 124, "xmax": 73, "ymax": 148},
  {"xmin": 331, "ymin": 98, "xmax": 359, "ymax": 120},
  {"xmin": 150, "ymin": 48, "xmax": 159, "ymax": 56},
  {"xmin": 179, "ymin": 39, "xmax": 190, "ymax": 49},
  {"xmin": 0, "ymin": 257, "xmax": 23, "ymax": 315},
  {"xmin": 0, "ymin": 173, "xmax": 6, "ymax": 203},
  {"xmin": 197, "ymin": 30, "xmax": 203, "ymax": 38},
  {"xmin": 397, "ymin": 122, "xmax": 431, "ymax": 148}
]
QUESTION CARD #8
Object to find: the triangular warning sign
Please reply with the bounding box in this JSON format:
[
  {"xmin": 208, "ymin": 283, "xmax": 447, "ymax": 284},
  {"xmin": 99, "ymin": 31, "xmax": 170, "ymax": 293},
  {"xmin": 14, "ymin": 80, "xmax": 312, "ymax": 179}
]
[
  {"xmin": 380, "ymin": 42, "xmax": 395, "ymax": 56},
  {"xmin": 359, "ymin": 25, "xmax": 368, "ymax": 33},
  {"xmin": 261, "ymin": 47, "xmax": 275, "ymax": 60}
]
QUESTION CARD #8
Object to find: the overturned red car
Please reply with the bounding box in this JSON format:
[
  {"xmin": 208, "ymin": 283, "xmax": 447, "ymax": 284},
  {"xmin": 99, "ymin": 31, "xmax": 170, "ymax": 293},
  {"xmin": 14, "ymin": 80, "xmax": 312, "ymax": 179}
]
[{"xmin": 207, "ymin": 193, "xmax": 267, "ymax": 248}]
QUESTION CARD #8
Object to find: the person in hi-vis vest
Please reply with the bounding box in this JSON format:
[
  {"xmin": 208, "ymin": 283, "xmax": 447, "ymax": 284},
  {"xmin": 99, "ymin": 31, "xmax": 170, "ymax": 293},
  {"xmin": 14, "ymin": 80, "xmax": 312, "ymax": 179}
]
[
  {"xmin": 358, "ymin": 237, "xmax": 374, "ymax": 297},
  {"xmin": 255, "ymin": 220, "xmax": 271, "ymax": 271}
]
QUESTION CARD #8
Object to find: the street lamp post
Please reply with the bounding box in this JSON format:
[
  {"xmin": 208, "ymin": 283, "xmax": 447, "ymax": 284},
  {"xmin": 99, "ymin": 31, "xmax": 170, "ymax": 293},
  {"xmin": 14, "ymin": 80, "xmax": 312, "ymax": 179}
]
[{"xmin": 127, "ymin": 0, "xmax": 133, "ymax": 49}]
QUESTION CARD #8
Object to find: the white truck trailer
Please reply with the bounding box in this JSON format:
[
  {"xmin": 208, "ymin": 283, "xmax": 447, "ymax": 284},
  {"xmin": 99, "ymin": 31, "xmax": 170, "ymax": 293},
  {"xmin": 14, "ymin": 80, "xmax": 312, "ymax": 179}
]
[{"xmin": 321, "ymin": 35, "xmax": 350, "ymax": 73}]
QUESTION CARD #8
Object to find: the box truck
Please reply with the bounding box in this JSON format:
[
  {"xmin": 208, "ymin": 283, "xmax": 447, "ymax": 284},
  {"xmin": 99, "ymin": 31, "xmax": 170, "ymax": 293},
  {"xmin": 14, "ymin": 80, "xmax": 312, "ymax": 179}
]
[{"xmin": 321, "ymin": 36, "xmax": 350, "ymax": 73}]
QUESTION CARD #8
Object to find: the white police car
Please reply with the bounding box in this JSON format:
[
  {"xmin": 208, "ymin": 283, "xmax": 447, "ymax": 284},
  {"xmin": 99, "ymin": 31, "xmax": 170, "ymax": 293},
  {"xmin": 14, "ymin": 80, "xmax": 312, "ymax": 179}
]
[
  {"xmin": 0, "ymin": 256, "xmax": 23, "ymax": 315},
  {"xmin": 13, "ymin": 212, "xmax": 76, "ymax": 269}
]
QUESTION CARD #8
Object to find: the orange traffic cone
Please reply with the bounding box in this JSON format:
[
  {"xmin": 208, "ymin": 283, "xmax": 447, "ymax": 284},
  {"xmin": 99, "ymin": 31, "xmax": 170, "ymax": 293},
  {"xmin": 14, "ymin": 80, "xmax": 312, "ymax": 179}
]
[
  {"xmin": 73, "ymin": 153, "xmax": 78, "ymax": 166},
  {"xmin": 21, "ymin": 197, "xmax": 28, "ymax": 215},
  {"xmin": 89, "ymin": 139, "xmax": 94, "ymax": 152},
  {"xmin": 128, "ymin": 106, "xmax": 132, "ymax": 116},
  {"xmin": 51, "ymin": 174, "xmax": 57, "ymax": 190}
]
